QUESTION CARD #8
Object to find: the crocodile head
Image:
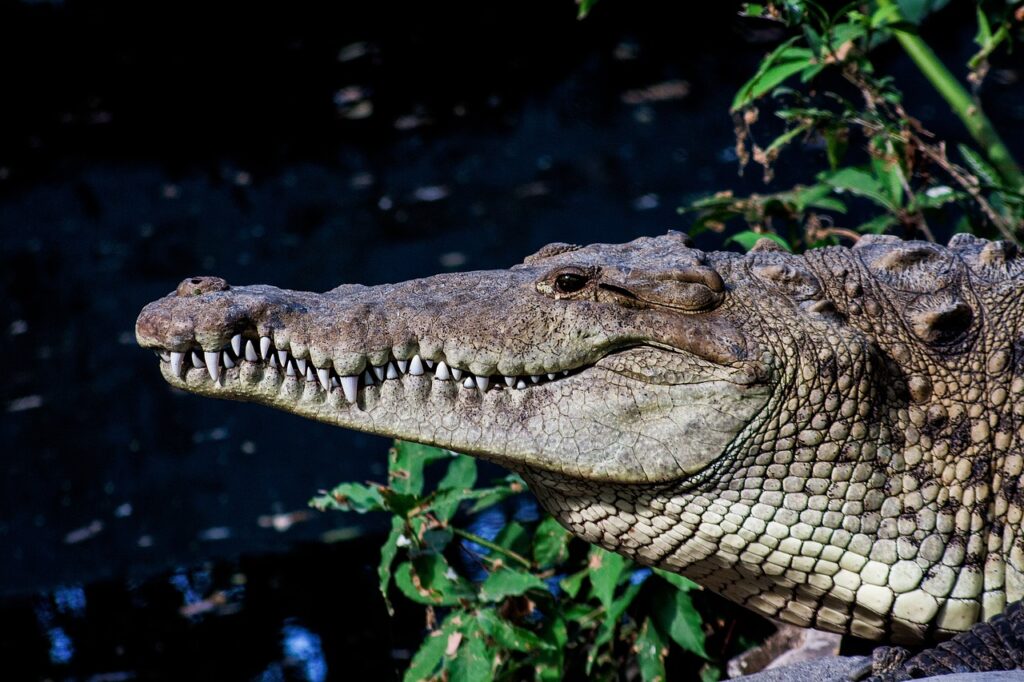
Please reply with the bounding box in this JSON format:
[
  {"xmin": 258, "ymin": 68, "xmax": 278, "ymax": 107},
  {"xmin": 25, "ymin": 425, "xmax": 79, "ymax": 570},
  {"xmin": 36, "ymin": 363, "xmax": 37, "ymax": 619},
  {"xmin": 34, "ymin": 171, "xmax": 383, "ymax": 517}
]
[
  {"xmin": 136, "ymin": 232, "xmax": 779, "ymax": 484},
  {"xmin": 136, "ymin": 231, "xmax": 1024, "ymax": 644}
]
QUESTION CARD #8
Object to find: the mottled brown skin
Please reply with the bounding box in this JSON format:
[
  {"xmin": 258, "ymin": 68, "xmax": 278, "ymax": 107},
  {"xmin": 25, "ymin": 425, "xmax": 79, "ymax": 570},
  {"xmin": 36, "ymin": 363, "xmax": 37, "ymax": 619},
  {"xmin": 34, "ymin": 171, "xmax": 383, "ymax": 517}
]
[{"xmin": 136, "ymin": 232, "xmax": 1024, "ymax": 647}]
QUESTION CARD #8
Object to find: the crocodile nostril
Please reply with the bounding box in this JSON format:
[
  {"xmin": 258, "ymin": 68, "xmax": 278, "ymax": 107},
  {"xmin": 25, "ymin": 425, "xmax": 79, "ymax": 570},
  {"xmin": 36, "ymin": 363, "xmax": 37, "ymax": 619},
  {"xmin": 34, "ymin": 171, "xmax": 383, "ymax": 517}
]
[{"xmin": 176, "ymin": 276, "xmax": 230, "ymax": 297}]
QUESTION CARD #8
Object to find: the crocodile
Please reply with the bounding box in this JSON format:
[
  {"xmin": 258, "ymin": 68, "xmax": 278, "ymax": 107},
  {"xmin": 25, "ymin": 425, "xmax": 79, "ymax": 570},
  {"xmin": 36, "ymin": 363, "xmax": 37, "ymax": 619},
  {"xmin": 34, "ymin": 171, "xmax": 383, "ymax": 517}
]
[{"xmin": 135, "ymin": 231, "xmax": 1024, "ymax": 670}]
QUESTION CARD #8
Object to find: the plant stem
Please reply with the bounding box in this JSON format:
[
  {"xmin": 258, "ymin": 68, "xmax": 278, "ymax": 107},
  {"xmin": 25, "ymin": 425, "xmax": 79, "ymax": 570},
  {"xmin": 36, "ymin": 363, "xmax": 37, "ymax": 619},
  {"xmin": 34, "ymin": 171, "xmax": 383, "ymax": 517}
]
[
  {"xmin": 452, "ymin": 528, "xmax": 533, "ymax": 569},
  {"xmin": 877, "ymin": 0, "xmax": 1024, "ymax": 190}
]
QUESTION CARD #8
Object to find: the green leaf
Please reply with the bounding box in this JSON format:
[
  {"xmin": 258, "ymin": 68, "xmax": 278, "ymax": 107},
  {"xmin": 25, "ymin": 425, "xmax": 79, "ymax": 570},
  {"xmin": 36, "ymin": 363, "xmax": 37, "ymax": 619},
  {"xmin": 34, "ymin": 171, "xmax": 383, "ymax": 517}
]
[
  {"xmin": 725, "ymin": 230, "xmax": 792, "ymax": 252},
  {"xmin": 653, "ymin": 568, "xmax": 702, "ymax": 592},
  {"xmin": 534, "ymin": 615, "xmax": 568, "ymax": 681},
  {"xmin": 389, "ymin": 441, "xmax": 450, "ymax": 496},
  {"xmin": 533, "ymin": 516, "xmax": 572, "ymax": 568},
  {"xmin": 855, "ymin": 214, "xmax": 899, "ymax": 234},
  {"xmin": 448, "ymin": 631, "xmax": 494, "ymax": 682},
  {"xmin": 395, "ymin": 555, "xmax": 474, "ymax": 606},
  {"xmin": 896, "ymin": 0, "xmax": 951, "ymax": 25},
  {"xmin": 403, "ymin": 614, "xmax": 459, "ymax": 682},
  {"xmin": 958, "ymin": 143, "xmax": 1001, "ymax": 187},
  {"xmin": 494, "ymin": 521, "xmax": 531, "ymax": 557},
  {"xmin": 653, "ymin": 588, "xmax": 708, "ymax": 659},
  {"xmin": 577, "ymin": 0, "xmax": 599, "ymax": 20},
  {"xmin": 431, "ymin": 455, "xmax": 478, "ymax": 522},
  {"xmin": 378, "ymin": 516, "xmax": 404, "ymax": 614},
  {"xmin": 732, "ymin": 38, "xmax": 816, "ymax": 111},
  {"xmin": 310, "ymin": 482, "xmax": 384, "ymax": 513},
  {"xmin": 479, "ymin": 567, "xmax": 548, "ymax": 602},
  {"xmin": 588, "ymin": 547, "xmax": 628, "ymax": 612},
  {"xmin": 820, "ymin": 167, "xmax": 895, "ymax": 210},
  {"xmin": 636, "ymin": 617, "xmax": 670, "ymax": 682},
  {"xmin": 700, "ymin": 663, "xmax": 723, "ymax": 682},
  {"xmin": 560, "ymin": 570, "xmax": 587, "ymax": 599},
  {"xmin": 476, "ymin": 609, "xmax": 552, "ymax": 652}
]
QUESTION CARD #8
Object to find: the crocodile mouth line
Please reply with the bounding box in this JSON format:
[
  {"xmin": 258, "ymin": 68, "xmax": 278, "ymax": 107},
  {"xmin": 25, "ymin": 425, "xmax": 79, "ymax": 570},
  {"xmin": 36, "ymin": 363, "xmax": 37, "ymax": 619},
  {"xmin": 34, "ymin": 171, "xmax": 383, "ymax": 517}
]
[{"xmin": 153, "ymin": 333, "xmax": 581, "ymax": 404}]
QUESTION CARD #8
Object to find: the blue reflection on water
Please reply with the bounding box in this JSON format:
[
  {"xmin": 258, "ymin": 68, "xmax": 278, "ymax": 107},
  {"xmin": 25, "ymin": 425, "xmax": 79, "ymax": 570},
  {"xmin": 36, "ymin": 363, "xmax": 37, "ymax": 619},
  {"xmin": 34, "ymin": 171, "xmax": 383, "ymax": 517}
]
[
  {"xmin": 48, "ymin": 626, "xmax": 74, "ymax": 665},
  {"xmin": 282, "ymin": 622, "xmax": 328, "ymax": 682},
  {"xmin": 629, "ymin": 568, "xmax": 652, "ymax": 585},
  {"xmin": 53, "ymin": 584, "xmax": 87, "ymax": 616}
]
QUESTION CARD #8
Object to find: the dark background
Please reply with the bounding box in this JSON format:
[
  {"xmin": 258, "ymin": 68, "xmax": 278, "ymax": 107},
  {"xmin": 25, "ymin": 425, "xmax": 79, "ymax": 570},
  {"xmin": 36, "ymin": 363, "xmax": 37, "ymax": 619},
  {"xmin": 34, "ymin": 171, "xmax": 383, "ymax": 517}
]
[{"xmin": 1, "ymin": 0, "xmax": 1021, "ymax": 679}]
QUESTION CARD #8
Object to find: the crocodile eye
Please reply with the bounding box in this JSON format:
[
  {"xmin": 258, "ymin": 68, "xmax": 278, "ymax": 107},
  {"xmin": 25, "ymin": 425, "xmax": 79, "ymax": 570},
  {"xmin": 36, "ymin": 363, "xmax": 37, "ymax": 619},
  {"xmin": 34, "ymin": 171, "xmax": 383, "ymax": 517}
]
[{"xmin": 554, "ymin": 272, "xmax": 589, "ymax": 294}]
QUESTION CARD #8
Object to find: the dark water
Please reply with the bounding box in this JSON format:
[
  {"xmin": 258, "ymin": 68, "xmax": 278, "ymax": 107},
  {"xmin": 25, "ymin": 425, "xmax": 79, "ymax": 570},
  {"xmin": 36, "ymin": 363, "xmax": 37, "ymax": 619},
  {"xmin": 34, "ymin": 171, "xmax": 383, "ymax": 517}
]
[{"xmin": 2, "ymin": 1, "xmax": 1022, "ymax": 678}]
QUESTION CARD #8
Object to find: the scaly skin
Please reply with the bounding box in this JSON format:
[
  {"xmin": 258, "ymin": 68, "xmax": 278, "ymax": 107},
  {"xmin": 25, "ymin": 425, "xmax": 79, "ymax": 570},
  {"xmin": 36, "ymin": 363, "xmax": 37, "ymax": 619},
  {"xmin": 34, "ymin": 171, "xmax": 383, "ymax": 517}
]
[{"xmin": 136, "ymin": 231, "xmax": 1024, "ymax": 646}]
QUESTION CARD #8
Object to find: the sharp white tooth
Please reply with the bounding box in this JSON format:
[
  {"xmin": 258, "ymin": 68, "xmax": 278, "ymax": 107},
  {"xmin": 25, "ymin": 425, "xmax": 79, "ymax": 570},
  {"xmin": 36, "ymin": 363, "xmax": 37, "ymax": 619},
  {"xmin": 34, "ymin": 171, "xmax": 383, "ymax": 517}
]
[
  {"xmin": 476, "ymin": 376, "xmax": 490, "ymax": 391},
  {"xmin": 409, "ymin": 355, "xmax": 424, "ymax": 376},
  {"xmin": 531, "ymin": 375, "xmax": 541, "ymax": 383},
  {"xmin": 260, "ymin": 336, "xmax": 272, "ymax": 360},
  {"xmin": 362, "ymin": 369, "xmax": 375, "ymax": 386},
  {"xmin": 305, "ymin": 366, "xmax": 315, "ymax": 382},
  {"xmin": 504, "ymin": 376, "xmax": 515, "ymax": 387},
  {"xmin": 462, "ymin": 377, "xmax": 475, "ymax": 388},
  {"xmin": 245, "ymin": 340, "xmax": 259, "ymax": 362},
  {"xmin": 296, "ymin": 358, "xmax": 307, "ymax": 374},
  {"xmin": 547, "ymin": 373, "xmax": 557, "ymax": 380},
  {"xmin": 562, "ymin": 370, "xmax": 570, "ymax": 376},
  {"xmin": 269, "ymin": 354, "xmax": 279, "ymax": 368},
  {"xmin": 223, "ymin": 354, "xmax": 236, "ymax": 369},
  {"xmin": 286, "ymin": 360, "xmax": 296, "ymax": 377},
  {"xmin": 318, "ymin": 368, "xmax": 331, "ymax": 388},
  {"xmin": 341, "ymin": 376, "xmax": 358, "ymax": 402},
  {"xmin": 386, "ymin": 362, "xmax": 399, "ymax": 379},
  {"xmin": 372, "ymin": 364, "xmax": 385, "ymax": 381},
  {"xmin": 516, "ymin": 379, "xmax": 527, "ymax": 389},
  {"xmin": 205, "ymin": 351, "xmax": 220, "ymax": 381},
  {"xmin": 277, "ymin": 349, "xmax": 289, "ymax": 366},
  {"xmin": 397, "ymin": 359, "xmax": 408, "ymax": 373},
  {"xmin": 451, "ymin": 367, "xmax": 463, "ymax": 380},
  {"xmin": 170, "ymin": 352, "xmax": 185, "ymax": 376},
  {"xmin": 435, "ymin": 361, "xmax": 451, "ymax": 380},
  {"xmin": 425, "ymin": 359, "xmax": 435, "ymax": 369},
  {"xmin": 331, "ymin": 377, "xmax": 340, "ymax": 388},
  {"xmin": 231, "ymin": 334, "xmax": 242, "ymax": 356},
  {"xmin": 191, "ymin": 351, "xmax": 205, "ymax": 368}
]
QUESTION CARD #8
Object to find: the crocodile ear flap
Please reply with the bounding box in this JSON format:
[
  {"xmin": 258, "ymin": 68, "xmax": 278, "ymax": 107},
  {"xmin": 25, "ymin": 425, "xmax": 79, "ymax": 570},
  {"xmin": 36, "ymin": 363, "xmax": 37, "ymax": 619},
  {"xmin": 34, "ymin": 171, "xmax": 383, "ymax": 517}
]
[{"xmin": 908, "ymin": 300, "xmax": 973, "ymax": 345}]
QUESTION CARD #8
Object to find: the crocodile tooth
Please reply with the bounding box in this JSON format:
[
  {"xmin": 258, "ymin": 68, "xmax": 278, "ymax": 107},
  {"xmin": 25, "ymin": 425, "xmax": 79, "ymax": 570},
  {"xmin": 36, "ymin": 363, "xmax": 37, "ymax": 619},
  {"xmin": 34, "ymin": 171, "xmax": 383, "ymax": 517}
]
[
  {"xmin": 396, "ymin": 359, "xmax": 408, "ymax": 373},
  {"xmin": 277, "ymin": 349, "xmax": 289, "ymax": 367},
  {"xmin": 260, "ymin": 336, "xmax": 272, "ymax": 360},
  {"xmin": 269, "ymin": 354, "xmax": 279, "ymax": 368},
  {"xmin": 191, "ymin": 351, "xmax": 205, "ymax": 368},
  {"xmin": 504, "ymin": 376, "xmax": 515, "ymax": 387},
  {"xmin": 330, "ymin": 377, "xmax": 340, "ymax": 388},
  {"xmin": 435, "ymin": 361, "xmax": 451, "ymax": 380},
  {"xmin": 318, "ymin": 368, "xmax": 331, "ymax": 388},
  {"xmin": 462, "ymin": 377, "xmax": 475, "ymax": 388},
  {"xmin": 386, "ymin": 362, "xmax": 399, "ymax": 380},
  {"xmin": 205, "ymin": 351, "xmax": 220, "ymax": 381},
  {"xmin": 547, "ymin": 373, "xmax": 557, "ymax": 380},
  {"xmin": 530, "ymin": 375, "xmax": 541, "ymax": 383},
  {"xmin": 223, "ymin": 353, "xmax": 236, "ymax": 369},
  {"xmin": 451, "ymin": 367, "xmax": 463, "ymax": 381},
  {"xmin": 372, "ymin": 364, "xmax": 385, "ymax": 381},
  {"xmin": 170, "ymin": 351, "xmax": 184, "ymax": 376},
  {"xmin": 562, "ymin": 370, "xmax": 569, "ymax": 376},
  {"xmin": 231, "ymin": 334, "xmax": 242, "ymax": 356},
  {"xmin": 362, "ymin": 369, "xmax": 375, "ymax": 386},
  {"xmin": 286, "ymin": 360, "xmax": 296, "ymax": 377},
  {"xmin": 245, "ymin": 340, "xmax": 259, "ymax": 362},
  {"xmin": 408, "ymin": 355, "xmax": 424, "ymax": 376},
  {"xmin": 341, "ymin": 376, "xmax": 358, "ymax": 402},
  {"xmin": 296, "ymin": 358, "xmax": 307, "ymax": 374},
  {"xmin": 425, "ymin": 359, "xmax": 435, "ymax": 369},
  {"xmin": 476, "ymin": 376, "xmax": 490, "ymax": 391},
  {"xmin": 305, "ymin": 366, "xmax": 315, "ymax": 382},
  {"xmin": 516, "ymin": 379, "xmax": 527, "ymax": 389}
]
